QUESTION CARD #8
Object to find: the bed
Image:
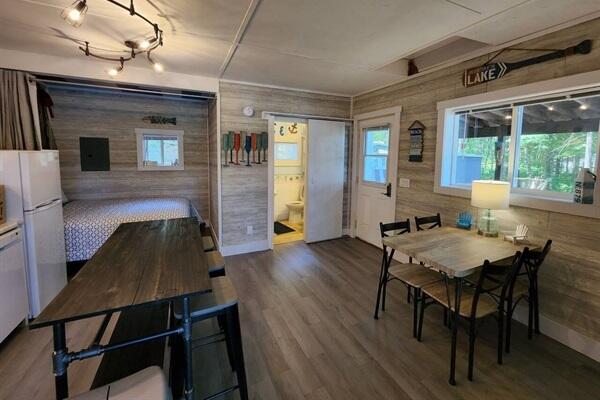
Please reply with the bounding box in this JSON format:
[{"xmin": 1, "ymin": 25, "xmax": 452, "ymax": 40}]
[{"xmin": 63, "ymin": 197, "xmax": 191, "ymax": 262}]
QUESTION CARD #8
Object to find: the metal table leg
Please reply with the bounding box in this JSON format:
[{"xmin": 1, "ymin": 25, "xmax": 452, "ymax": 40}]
[
  {"xmin": 52, "ymin": 323, "xmax": 69, "ymax": 400},
  {"xmin": 182, "ymin": 297, "xmax": 194, "ymax": 400},
  {"xmin": 449, "ymin": 277, "xmax": 462, "ymax": 386}
]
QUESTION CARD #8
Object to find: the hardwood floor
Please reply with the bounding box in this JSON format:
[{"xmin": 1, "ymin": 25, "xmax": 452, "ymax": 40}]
[{"xmin": 1, "ymin": 238, "xmax": 598, "ymax": 399}]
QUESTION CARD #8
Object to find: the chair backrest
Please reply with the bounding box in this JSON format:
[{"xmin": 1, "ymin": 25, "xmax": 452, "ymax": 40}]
[
  {"xmin": 380, "ymin": 219, "xmax": 411, "ymax": 238},
  {"xmin": 471, "ymin": 250, "xmax": 526, "ymax": 318},
  {"xmin": 415, "ymin": 213, "xmax": 442, "ymax": 231},
  {"xmin": 524, "ymin": 239, "xmax": 552, "ymax": 278}
]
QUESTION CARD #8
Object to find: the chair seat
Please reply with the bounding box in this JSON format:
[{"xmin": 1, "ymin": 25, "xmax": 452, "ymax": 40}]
[
  {"xmin": 173, "ymin": 276, "xmax": 238, "ymax": 320},
  {"xmin": 68, "ymin": 366, "xmax": 171, "ymax": 400},
  {"xmin": 422, "ymin": 281, "xmax": 499, "ymax": 319},
  {"xmin": 202, "ymin": 236, "xmax": 216, "ymax": 251},
  {"xmin": 206, "ymin": 250, "xmax": 225, "ymax": 272},
  {"xmin": 388, "ymin": 262, "xmax": 442, "ymax": 288}
]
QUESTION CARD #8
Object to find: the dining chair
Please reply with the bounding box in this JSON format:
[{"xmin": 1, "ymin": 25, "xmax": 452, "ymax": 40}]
[
  {"xmin": 505, "ymin": 239, "xmax": 552, "ymax": 352},
  {"xmin": 414, "ymin": 213, "xmax": 442, "ymax": 231},
  {"xmin": 417, "ymin": 250, "xmax": 526, "ymax": 381},
  {"xmin": 374, "ymin": 220, "xmax": 442, "ymax": 337}
]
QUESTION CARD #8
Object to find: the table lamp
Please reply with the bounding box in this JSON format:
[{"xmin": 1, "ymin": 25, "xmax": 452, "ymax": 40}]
[{"xmin": 471, "ymin": 180, "xmax": 510, "ymax": 237}]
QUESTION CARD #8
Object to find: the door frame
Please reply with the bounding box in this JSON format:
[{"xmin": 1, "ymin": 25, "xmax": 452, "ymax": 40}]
[{"xmin": 350, "ymin": 105, "xmax": 402, "ymax": 239}]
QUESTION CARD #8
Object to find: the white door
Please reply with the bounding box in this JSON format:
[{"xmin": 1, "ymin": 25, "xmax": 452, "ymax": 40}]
[
  {"xmin": 356, "ymin": 115, "xmax": 399, "ymax": 247},
  {"xmin": 305, "ymin": 120, "xmax": 346, "ymax": 243},
  {"xmin": 23, "ymin": 199, "xmax": 67, "ymax": 317}
]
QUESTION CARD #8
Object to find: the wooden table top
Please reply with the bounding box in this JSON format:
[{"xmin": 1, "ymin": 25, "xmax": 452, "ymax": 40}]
[
  {"xmin": 382, "ymin": 227, "xmax": 535, "ymax": 278},
  {"xmin": 31, "ymin": 217, "xmax": 212, "ymax": 328}
]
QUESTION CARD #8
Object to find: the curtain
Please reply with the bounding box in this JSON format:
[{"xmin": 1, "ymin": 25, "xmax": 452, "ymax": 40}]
[
  {"xmin": 38, "ymin": 85, "xmax": 57, "ymax": 150},
  {"xmin": 0, "ymin": 69, "xmax": 41, "ymax": 150}
]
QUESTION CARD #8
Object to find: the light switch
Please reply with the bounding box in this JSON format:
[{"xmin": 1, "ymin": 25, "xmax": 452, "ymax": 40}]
[{"xmin": 398, "ymin": 178, "xmax": 410, "ymax": 188}]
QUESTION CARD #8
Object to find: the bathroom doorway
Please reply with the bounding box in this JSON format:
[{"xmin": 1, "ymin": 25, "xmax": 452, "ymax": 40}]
[{"xmin": 272, "ymin": 118, "xmax": 307, "ymax": 245}]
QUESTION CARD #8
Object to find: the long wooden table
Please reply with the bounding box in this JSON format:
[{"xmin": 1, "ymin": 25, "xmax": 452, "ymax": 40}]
[
  {"xmin": 30, "ymin": 217, "xmax": 212, "ymax": 400},
  {"xmin": 382, "ymin": 227, "xmax": 534, "ymax": 385}
]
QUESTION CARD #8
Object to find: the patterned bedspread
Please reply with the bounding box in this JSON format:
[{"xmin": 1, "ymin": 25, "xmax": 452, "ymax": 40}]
[{"xmin": 63, "ymin": 197, "xmax": 190, "ymax": 262}]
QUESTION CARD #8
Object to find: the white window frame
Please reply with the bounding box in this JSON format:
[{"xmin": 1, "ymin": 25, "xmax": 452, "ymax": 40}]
[
  {"xmin": 435, "ymin": 70, "xmax": 600, "ymax": 219},
  {"xmin": 361, "ymin": 124, "xmax": 391, "ymax": 187},
  {"xmin": 135, "ymin": 128, "xmax": 185, "ymax": 171}
]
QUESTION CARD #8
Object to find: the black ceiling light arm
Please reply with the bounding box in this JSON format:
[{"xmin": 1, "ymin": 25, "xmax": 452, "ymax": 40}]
[{"xmin": 68, "ymin": 0, "xmax": 164, "ymax": 73}]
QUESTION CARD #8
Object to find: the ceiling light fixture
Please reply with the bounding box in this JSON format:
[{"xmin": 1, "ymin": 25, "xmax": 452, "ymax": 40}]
[
  {"xmin": 61, "ymin": 0, "xmax": 88, "ymax": 27},
  {"xmin": 505, "ymin": 115, "xmax": 512, "ymax": 120},
  {"xmin": 61, "ymin": 0, "xmax": 164, "ymax": 75},
  {"xmin": 580, "ymin": 104, "xmax": 588, "ymax": 110},
  {"xmin": 547, "ymin": 105, "xmax": 555, "ymax": 111}
]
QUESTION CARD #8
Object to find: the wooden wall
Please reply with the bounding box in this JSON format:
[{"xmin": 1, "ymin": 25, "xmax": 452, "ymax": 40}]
[
  {"xmin": 208, "ymin": 98, "xmax": 220, "ymax": 240},
  {"xmin": 219, "ymin": 82, "xmax": 351, "ymax": 247},
  {"xmin": 353, "ymin": 18, "xmax": 600, "ymax": 341},
  {"xmin": 48, "ymin": 85, "xmax": 210, "ymax": 217}
]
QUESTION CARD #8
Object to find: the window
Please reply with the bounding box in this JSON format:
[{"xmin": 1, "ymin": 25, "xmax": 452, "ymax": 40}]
[
  {"xmin": 362, "ymin": 126, "xmax": 390, "ymax": 184},
  {"xmin": 437, "ymin": 84, "xmax": 600, "ymax": 214},
  {"xmin": 274, "ymin": 142, "xmax": 299, "ymax": 161},
  {"xmin": 136, "ymin": 129, "xmax": 184, "ymax": 171}
]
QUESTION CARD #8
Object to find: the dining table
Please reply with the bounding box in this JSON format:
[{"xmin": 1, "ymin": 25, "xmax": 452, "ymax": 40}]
[
  {"xmin": 30, "ymin": 217, "xmax": 212, "ymax": 400},
  {"xmin": 382, "ymin": 226, "xmax": 535, "ymax": 385}
]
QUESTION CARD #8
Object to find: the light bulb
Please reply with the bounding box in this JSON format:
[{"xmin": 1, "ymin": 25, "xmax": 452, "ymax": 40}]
[
  {"xmin": 139, "ymin": 40, "xmax": 150, "ymax": 50},
  {"xmin": 505, "ymin": 115, "xmax": 512, "ymax": 120},
  {"xmin": 108, "ymin": 68, "xmax": 119, "ymax": 77},
  {"xmin": 153, "ymin": 62, "xmax": 164, "ymax": 72},
  {"xmin": 68, "ymin": 9, "xmax": 81, "ymax": 21},
  {"xmin": 547, "ymin": 105, "xmax": 554, "ymax": 111},
  {"xmin": 580, "ymin": 104, "xmax": 588, "ymax": 110}
]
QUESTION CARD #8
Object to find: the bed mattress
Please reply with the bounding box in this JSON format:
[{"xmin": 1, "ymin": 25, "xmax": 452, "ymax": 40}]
[{"xmin": 63, "ymin": 197, "xmax": 190, "ymax": 262}]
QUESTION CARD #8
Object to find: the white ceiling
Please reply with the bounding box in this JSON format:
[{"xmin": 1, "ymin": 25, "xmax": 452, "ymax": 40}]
[{"xmin": 0, "ymin": 0, "xmax": 599, "ymax": 95}]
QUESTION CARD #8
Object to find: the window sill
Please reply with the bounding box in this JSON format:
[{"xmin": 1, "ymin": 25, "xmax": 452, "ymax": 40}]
[
  {"xmin": 434, "ymin": 184, "xmax": 600, "ymax": 219},
  {"xmin": 138, "ymin": 165, "xmax": 184, "ymax": 171}
]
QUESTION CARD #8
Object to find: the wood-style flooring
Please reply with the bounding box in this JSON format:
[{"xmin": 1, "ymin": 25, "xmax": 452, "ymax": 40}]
[{"xmin": 0, "ymin": 238, "xmax": 599, "ymax": 400}]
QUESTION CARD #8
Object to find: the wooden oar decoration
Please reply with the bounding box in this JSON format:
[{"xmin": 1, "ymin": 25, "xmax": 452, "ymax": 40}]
[
  {"xmin": 261, "ymin": 132, "xmax": 268, "ymax": 162},
  {"xmin": 464, "ymin": 40, "xmax": 592, "ymax": 87},
  {"xmin": 244, "ymin": 134, "xmax": 252, "ymax": 167},
  {"xmin": 233, "ymin": 132, "xmax": 241, "ymax": 165}
]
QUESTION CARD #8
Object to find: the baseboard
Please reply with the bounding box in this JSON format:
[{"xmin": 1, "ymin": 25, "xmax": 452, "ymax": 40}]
[
  {"xmin": 220, "ymin": 239, "xmax": 270, "ymax": 256},
  {"xmin": 512, "ymin": 305, "xmax": 600, "ymax": 362},
  {"xmin": 342, "ymin": 228, "xmax": 351, "ymax": 236}
]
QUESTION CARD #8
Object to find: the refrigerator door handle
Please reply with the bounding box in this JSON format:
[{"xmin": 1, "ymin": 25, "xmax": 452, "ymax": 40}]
[{"xmin": 30, "ymin": 199, "xmax": 61, "ymax": 213}]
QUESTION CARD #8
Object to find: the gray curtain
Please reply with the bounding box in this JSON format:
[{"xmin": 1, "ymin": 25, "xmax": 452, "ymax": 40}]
[{"xmin": 0, "ymin": 69, "xmax": 40, "ymax": 150}]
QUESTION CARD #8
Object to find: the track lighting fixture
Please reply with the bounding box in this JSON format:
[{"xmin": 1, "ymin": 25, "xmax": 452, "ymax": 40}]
[
  {"xmin": 61, "ymin": 0, "xmax": 164, "ymax": 74},
  {"xmin": 61, "ymin": 0, "xmax": 88, "ymax": 27}
]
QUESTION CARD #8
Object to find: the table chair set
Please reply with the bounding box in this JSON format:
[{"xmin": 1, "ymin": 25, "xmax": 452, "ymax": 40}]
[{"xmin": 374, "ymin": 214, "xmax": 551, "ymax": 384}]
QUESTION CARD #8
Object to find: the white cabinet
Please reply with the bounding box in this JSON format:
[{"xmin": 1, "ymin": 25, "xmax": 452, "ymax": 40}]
[{"xmin": 0, "ymin": 225, "xmax": 29, "ymax": 343}]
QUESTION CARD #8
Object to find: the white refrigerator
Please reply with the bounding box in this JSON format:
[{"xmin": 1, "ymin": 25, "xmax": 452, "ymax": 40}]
[{"xmin": 0, "ymin": 150, "xmax": 67, "ymax": 317}]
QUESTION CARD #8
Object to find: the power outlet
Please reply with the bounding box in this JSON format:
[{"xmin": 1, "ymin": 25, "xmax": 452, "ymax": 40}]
[
  {"xmin": 398, "ymin": 178, "xmax": 410, "ymax": 188},
  {"xmin": 246, "ymin": 225, "xmax": 253, "ymax": 235}
]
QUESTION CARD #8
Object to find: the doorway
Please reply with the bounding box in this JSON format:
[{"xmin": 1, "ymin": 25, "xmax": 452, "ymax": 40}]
[
  {"xmin": 268, "ymin": 116, "xmax": 347, "ymax": 247},
  {"xmin": 353, "ymin": 107, "xmax": 401, "ymax": 247}
]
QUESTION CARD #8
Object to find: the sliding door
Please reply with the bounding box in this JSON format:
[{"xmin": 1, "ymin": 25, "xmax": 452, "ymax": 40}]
[{"xmin": 305, "ymin": 120, "xmax": 346, "ymax": 243}]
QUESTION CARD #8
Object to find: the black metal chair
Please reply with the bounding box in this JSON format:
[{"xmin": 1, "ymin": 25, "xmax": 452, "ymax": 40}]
[
  {"xmin": 505, "ymin": 239, "xmax": 552, "ymax": 352},
  {"xmin": 374, "ymin": 219, "xmax": 442, "ymax": 337},
  {"xmin": 414, "ymin": 213, "xmax": 442, "ymax": 231},
  {"xmin": 417, "ymin": 250, "xmax": 526, "ymax": 381},
  {"xmin": 172, "ymin": 277, "xmax": 248, "ymax": 400}
]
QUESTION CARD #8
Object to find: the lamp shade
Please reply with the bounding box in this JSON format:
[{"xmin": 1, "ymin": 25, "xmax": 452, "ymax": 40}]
[{"xmin": 471, "ymin": 180, "xmax": 510, "ymax": 210}]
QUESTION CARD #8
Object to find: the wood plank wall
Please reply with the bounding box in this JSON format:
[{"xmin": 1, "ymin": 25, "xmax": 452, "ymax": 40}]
[
  {"xmin": 353, "ymin": 18, "xmax": 600, "ymax": 341},
  {"xmin": 47, "ymin": 85, "xmax": 210, "ymax": 217},
  {"xmin": 208, "ymin": 98, "xmax": 220, "ymax": 241},
  {"xmin": 219, "ymin": 82, "xmax": 351, "ymax": 247}
]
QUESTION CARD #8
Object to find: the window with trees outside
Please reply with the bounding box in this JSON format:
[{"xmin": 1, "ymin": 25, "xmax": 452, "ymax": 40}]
[
  {"xmin": 441, "ymin": 91, "xmax": 600, "ymax": 202},
  {"xmin": 135, "ymin": 129, "xmax": 185, "ymax": 171}
]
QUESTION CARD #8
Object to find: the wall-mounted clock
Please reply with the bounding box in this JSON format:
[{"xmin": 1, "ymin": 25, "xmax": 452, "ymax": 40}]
[{"xmin": 242, "ymin": 106, "xmax": 255, "ymax": 117}]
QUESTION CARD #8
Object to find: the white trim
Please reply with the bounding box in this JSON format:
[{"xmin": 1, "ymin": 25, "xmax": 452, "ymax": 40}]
[
  {"xmin": 216, "ymin": 94, "xmax": 223, "ymax": 248},
  {"xmin": 220, "ymin": 239, "xmax": 270, "ymax": 256},
  {"xmin": 135, "ymin": 129, "xmax": 185, "ymax": 171},
  {"xmin": 267, "ymin": 114, "xmax": 276, "ymax": 250},
  {"xmin": 221, "ymin": 78, "xmax": 351, "ymax": 98},
  {"xmin": 434, "ymin": 70, "xmax": 600, "ymax": 218},
  {"xmin": 351, "ymin": 106, "xmax": 402, "ymax": 237},
  {"xmin": 512, "ymin": 305, "xmax": 600, "ymax": 363},
  {"xmin": 261, "ymin": 111, "xmax": 352, "ymax": 122},
  {"xmin": 353, "ymin": 10, "xmax": 600, "ymax": 98}
]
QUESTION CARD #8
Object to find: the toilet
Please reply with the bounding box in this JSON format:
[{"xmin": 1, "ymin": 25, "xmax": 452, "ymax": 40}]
[{"xmin": 286, "ymin": 183, "xmax": 304, "ymax": 224}]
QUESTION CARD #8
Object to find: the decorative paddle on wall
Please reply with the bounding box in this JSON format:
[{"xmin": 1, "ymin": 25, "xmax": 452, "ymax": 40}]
[
  {"xmin": 244, "ymin": 134, "xmax": 252, "ymax": 167},
  {"xmin": 233, "ymin": 132, "xmax": 241, "ymax": 165},
  {"xmin": 240, "ymin": 131, "xmax": 247, "ymax": 163},
  {"xmin": 228, "ymin": 131, "xmax": 235, "ymax": 164},
  {"xmin": 221, "ymin": 134, "xmax": 230, "ymax": 167},
  {"xmin": 261, "ymin": 132, "xmax": 268, "ymax": 162},
  {"xmin": 256, "ymin": 133, "xmax": 262, "ymax": 165},
  {"xmin": 464, "ymin": 40, "xmax": 592, "ymax": 87},
  {"xmin": 251, "ymin": 133, "xmax": 257, "ymax": 164}
]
